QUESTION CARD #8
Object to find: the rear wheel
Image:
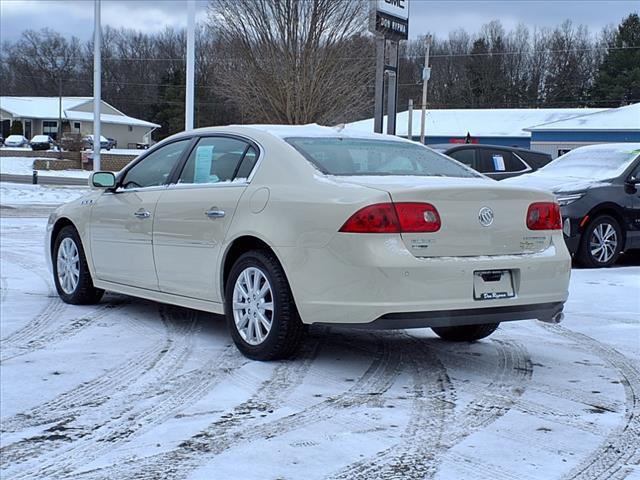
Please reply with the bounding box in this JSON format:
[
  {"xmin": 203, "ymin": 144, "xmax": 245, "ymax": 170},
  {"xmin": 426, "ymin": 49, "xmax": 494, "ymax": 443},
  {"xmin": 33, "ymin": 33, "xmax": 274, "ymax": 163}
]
[
  {"xmin": 577, "ymin": 215, "xmax": 622, "ymax": 268},
  {"xmin": 432, "ymin": 323, "xmax": 499, "ymax": 342},
  {"xmin": 53, "ymin": 226, "xmax": 104, "ymax": 304},
  {"xmin": 225, "ymin": 250, "xmax": 304, "ymax": 360}
]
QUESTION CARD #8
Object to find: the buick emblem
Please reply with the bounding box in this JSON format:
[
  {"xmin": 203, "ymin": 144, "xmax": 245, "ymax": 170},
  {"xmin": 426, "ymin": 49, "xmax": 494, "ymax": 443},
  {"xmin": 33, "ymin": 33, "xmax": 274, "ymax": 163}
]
[{"xmin": 478, "ymin": 207, "xmax": 494, "ymax": 227}]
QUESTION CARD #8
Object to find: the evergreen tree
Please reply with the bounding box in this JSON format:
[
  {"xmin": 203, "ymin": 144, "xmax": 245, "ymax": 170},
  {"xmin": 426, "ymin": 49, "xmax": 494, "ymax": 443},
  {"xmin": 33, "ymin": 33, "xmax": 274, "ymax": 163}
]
[
  {"xmin": 10, "ymin": 120, "xmax": 24, "ymax": 136},
  {"xmin": 592, "ymin": 13, "xmax": 640, "ymax": 106}
]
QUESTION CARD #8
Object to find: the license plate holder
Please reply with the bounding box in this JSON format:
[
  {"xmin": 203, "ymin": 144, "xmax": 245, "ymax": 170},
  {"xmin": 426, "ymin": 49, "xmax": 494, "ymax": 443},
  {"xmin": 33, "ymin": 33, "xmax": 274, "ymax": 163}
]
[{"xmin": 473, "ymin": 270, "xmax": 515, "ymax": 300}]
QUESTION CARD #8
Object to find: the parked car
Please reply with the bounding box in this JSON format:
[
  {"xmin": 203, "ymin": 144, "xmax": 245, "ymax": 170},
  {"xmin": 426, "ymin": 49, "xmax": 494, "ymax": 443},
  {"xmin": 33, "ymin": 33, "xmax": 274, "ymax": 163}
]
[
  {"xmin": 46, "ymin": 125, "xmax": 570, "ymax": 360},
  {"xmin": 106, "ymin": 137, "xmax": 117, "ymax": 149},
  {"xmin": 504, "ymin": 143, "xmax": 640, "ymax": 268},
  {"xmin": 3, "ymin": 134, "xmax": 29, "ymax": 148},
  {"xmin": 83, "ymin": 135, "xmax": 111, "ymax": 151},
  {"xmin": 0, "ymin": 134, "xmax": 4, "ymax": 146},
  {"xmin": 429, "ymin": 144, "xmax": 552, "ymax": 180},
  {"xmin": 30, "ymin": 135, "xmax": 55, "ymax": 151}
]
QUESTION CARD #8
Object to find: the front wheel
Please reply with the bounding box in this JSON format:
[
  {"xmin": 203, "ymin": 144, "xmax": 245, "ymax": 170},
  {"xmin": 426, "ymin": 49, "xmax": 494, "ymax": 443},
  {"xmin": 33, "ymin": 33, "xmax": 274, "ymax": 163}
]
[
  {"xmin": 53, "ymin": 226, "xmax": 104, "ymax": 304},
  {"xmin": 432, "ymin": 323, "xmax": 499, "ymax": 342},
  {"xmin": 225, "ymin": 250, "xmax": 304, "ymax": 360},
  {"xmin": 576, "ymin": 215, "xmax": 622, "ymax": 268}
]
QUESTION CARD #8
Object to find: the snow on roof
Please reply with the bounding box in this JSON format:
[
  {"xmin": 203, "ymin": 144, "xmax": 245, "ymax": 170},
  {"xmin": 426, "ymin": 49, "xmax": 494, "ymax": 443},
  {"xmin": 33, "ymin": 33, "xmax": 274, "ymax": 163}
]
[
  {"xmin": 525, "ymin": 103, "xmax": 640, "ymax": 132},
  {"xmin": 68, "ymin": 111, "xmax": 159, "ymax": 129},
  {"xmin": 240, "ymin": 123, "xmax": 409, "ymax": 141},
  {"xmin": 347, "ymin": 108, "xmax": 606, "ymax": 138},
  {"xmin": 0, "ymin": 96, "xmax": 159, "ymax": 128}
]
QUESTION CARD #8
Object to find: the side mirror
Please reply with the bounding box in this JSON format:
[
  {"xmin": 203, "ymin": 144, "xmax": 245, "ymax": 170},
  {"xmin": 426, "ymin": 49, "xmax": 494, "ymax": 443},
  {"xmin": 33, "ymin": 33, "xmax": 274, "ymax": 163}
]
[
  {"xmin": 90, "ymin": 171, "xmax": 116, "ymax": 189},
  {"xmin": 627, "ymin": 175, "xmax": 640, "ymax": 185}
]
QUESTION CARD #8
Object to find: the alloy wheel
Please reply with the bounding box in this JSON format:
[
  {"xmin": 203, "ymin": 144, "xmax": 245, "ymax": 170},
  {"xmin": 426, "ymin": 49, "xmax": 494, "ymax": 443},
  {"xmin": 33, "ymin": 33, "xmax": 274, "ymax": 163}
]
[
  {"xmin": 232, "ymin": 267, "xmax": 274, "ymax": 345},
  {"xmin": 57, "ymin": 237, "xmax": 80, "ymax": 294},
  {"xmin": 589, "ymin": 222, "xmax": 618, "ymax": 264}
]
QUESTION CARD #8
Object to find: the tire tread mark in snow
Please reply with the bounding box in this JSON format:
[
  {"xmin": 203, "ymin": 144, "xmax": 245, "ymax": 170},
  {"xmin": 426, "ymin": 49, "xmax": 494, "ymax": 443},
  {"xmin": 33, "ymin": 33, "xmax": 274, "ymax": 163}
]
[
  {"xmin": 542, "ymin": 324, "xmax": 639, "ymax": 480},
  {"xmin": 0, "ymin": 305, "xmax": 200, "ymax": 475},
  {"xmin": 74, "ymin": 331, "xmax": 400, "ymax": 480}
]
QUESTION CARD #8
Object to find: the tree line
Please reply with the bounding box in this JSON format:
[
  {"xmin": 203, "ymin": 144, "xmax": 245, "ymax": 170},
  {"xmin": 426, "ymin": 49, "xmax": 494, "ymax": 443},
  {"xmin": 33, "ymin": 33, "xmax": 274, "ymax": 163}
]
[{"xmin": 0, "ymin": 0, "xmax": 637, "ymax": 141}]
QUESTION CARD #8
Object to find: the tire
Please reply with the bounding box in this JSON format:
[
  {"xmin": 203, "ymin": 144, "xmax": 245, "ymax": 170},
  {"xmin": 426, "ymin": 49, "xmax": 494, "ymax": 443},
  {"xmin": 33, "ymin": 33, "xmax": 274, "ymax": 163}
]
[
  {"xmin": 432, "ymin": 323, "xmax": 499, "ymax": 342},
  {"xmin": 53, "ymin": 225, "xmax": 104, "ymax": 304},
  {"xmin": 225, "ymin": 250, "xmax": 304, "ymax": 360},
  {"xmin": 576, "ymin": 215, "xmax": 623, "ymax": 268}
]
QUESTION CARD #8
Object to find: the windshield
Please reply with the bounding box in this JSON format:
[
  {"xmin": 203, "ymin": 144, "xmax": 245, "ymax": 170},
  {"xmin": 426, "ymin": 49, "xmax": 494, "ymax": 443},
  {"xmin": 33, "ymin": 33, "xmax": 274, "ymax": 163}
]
[
  {"xmin": 286, "ymin": 137, "xmax": 479, "ymax": 178},
  {"xmin": 538, "ymin": 146, "xmax": 640, "ymax": 180}
]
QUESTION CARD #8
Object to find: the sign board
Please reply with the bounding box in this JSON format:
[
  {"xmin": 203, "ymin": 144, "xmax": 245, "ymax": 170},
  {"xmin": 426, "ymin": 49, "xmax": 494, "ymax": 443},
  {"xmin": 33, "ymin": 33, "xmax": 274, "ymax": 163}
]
[{"xmin": 370, "ymin": 0, "xmax": 409, "ymax": 41}]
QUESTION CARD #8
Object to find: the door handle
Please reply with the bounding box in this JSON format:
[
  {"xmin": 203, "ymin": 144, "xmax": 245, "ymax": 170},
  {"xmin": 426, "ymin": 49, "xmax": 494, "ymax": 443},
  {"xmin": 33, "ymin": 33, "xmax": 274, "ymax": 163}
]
[
  {"xmin": 205, "ymin": 209, "xmax": 225, "ymax": 219},
  {"xmin": 133, "ymin": 209, "xmax": 151, "ymax": 219}
]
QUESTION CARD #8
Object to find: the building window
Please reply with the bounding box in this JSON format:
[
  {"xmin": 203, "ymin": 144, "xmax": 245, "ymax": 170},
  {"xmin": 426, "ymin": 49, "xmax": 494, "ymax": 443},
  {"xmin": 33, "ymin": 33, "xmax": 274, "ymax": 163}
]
[
  {"xmin": 128, "ymin": 125, "xmax": 133, "ymax": 132},
  {"xmin": 43, "ymin": 120, "xmax": 58, "ymax": 139},
  {"xmin": 74, "ymin": 122, "xmax": 81, "ymax": 132}
]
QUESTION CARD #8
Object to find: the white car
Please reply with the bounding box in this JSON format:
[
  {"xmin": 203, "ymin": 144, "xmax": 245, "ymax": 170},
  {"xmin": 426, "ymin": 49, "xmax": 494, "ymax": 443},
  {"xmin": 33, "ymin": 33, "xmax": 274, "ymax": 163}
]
[
  {"xmin": 46, "ymin": 125, "xmax": 571, "ymax": 360},
  {"xmin": 3, "ymin": 134, "xmax": 29, "ymax": 148}
]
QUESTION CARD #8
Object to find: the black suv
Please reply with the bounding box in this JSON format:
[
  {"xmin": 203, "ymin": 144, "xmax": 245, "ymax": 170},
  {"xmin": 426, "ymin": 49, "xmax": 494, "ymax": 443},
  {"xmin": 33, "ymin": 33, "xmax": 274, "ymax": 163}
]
[
  {"xmin": 429, "ymin": 144, "xmax": 552, "ymax": 180},
  {"xmin": 505, "ymin": 144, "xmax": 640, "ymax": 267}
]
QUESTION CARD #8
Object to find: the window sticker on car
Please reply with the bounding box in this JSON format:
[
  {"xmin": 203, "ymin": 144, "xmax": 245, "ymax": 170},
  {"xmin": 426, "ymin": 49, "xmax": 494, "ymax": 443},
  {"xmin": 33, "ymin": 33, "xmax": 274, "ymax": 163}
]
[
  {"xmin": 194, "ymin": 145, "xmax": 218, "ymax": 183},
  {"xmin": 492, "ymin": 154, "xmax": 506, "ymax": 171}
]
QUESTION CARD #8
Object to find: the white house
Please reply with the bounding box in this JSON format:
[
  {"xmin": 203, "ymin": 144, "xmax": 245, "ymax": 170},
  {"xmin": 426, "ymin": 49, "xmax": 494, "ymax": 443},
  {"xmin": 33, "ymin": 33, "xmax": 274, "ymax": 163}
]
[{"xmin": 0, "ymin": 96, "xmax": 160, "ymax": 148}]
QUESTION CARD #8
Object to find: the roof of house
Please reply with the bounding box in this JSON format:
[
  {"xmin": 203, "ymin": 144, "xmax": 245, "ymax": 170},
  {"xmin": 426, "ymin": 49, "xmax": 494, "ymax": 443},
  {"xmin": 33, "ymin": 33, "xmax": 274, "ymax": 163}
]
[
  {"xmin": 0, "ymin": 96, "xmax": 160, "ymax": 128},
  {"xmin": 525, "ymin": 103, "xmax": 640, "ymax": 132},
  {"xmin": 347, "ymin": 108, "xmax": 606, "ymax": 138}
]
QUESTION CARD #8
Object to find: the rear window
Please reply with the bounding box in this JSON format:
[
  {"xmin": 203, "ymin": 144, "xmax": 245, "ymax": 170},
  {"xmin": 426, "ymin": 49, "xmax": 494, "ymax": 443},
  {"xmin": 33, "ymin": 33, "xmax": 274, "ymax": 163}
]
[{"xmin": 286, "ymin": 137, "xmax": 479, "ymax": 178}]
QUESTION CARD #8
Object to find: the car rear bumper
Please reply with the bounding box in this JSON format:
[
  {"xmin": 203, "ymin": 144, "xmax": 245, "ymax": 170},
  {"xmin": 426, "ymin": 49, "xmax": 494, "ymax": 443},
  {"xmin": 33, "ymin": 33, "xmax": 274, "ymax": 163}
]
[
  {"xmin": 276, "ymin": 232, "xmax": 572, "ymax": 326},
  {"xmin": 318, "ymin": 302, "xmax": 564, "ymax": 329}
]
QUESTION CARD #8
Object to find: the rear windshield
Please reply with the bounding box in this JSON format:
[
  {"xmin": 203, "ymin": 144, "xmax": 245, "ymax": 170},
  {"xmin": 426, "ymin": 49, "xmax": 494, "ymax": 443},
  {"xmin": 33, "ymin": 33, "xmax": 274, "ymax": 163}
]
[
  {"xmin": 286, "ymin": 137, "xmax": 480, "ymax": 178},
  {"xmin": 539, "ymin": 146, "xmax": 640, "ymax": 179}
]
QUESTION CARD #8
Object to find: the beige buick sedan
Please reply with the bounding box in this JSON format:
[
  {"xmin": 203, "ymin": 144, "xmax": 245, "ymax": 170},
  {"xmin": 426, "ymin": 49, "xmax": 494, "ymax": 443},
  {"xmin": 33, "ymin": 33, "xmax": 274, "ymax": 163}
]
[{"xmin": 46, "ymin": 125, "xmax": 571, "ymax": 359}]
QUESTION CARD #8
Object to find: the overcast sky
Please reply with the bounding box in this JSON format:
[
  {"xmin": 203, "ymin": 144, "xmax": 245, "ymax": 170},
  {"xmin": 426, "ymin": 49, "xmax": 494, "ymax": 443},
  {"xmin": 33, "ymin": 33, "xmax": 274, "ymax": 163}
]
[{"xmin": 0, "ymin": 0, "xmax": 637, "ymax": 42}]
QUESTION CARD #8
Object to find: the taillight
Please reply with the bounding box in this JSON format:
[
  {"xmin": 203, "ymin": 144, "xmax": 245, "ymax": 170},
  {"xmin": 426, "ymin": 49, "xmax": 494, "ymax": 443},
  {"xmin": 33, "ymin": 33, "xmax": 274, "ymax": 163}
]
[
  {"xmin": 339, "ymin": 202, "xmax": 441, "ymax": 233},
  {"xmin": 527, "ymin": 202, "xmax": 562, "ymax": 230},
  {"xmin": 394, "ymin": 202, "xmax": 441, "ymax": 232}
]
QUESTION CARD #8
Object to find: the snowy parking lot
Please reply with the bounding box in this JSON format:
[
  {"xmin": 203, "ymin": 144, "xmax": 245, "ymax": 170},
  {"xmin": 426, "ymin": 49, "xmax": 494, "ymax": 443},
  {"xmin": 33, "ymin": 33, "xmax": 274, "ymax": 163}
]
[{"xmin": 1, "ymin": 203, "xmax": 639, "ymax": 480}]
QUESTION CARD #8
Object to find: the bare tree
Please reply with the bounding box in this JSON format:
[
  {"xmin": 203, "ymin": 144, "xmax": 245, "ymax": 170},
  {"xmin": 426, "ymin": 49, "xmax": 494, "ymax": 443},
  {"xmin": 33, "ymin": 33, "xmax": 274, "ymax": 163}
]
[{"xmin": 208, "ymin": 0, "xmax": 372, "ymax": 124}]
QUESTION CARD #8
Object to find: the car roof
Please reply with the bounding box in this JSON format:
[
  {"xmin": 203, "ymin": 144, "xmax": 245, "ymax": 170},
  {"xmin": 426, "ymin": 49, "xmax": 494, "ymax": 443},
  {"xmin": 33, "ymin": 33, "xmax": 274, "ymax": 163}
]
[{"xmin": 167, "ymin": 124, "xmax": 413, "ymax": 145}]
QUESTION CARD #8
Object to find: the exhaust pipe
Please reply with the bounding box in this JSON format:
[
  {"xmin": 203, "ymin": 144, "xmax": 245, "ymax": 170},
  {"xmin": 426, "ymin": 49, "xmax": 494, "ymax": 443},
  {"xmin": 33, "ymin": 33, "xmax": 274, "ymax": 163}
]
[{"xmin": 539, "ymin": 312, "xmax": 564, "ymax": 324}]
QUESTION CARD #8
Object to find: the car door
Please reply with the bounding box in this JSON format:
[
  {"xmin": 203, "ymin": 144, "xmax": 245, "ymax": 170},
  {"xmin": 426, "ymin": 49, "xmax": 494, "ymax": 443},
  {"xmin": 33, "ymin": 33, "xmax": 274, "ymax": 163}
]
[
  {"xmin": 153, "ymin": 135, "xmax": 259, "ymax": 302},
  {"xmin": 90, "ymin": 138, "xmax": 192, "ymax": 289},
  {"xmin": 625, "ymin": 160, "xmax": 640, "ymax": 248}
]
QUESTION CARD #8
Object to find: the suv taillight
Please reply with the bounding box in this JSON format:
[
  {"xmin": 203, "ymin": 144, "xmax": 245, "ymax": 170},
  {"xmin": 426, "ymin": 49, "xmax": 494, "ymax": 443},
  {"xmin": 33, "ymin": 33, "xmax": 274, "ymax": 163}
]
[
  {"xmin": 339, "ymin": 202, "xmax": 441, "ymax": 233},
  {"xmin": 527, "ymin": 202, "xmax": 562, "ymax": 230}
]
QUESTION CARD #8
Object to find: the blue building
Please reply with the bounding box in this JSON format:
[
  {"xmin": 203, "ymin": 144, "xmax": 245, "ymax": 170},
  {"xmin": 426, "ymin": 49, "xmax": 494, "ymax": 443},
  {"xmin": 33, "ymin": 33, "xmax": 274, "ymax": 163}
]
[{"xmin": 527, "ymin": 103, "xmax": 640, "ymax": 158}]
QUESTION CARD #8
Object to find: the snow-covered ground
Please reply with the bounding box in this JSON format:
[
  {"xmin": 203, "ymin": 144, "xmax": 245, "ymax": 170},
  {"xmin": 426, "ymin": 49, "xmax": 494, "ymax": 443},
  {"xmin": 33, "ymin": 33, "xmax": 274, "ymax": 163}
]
[
  {"xmin": 0, "ymin": 182, "xmax": 89, "ymax": 205},
  {"xmin": 1, "ymin": 210, "xmax": 638, "ymax": 480},
  {"xmin": 1, "ymin": 157, "xmax": 92, "ymax": 178}
]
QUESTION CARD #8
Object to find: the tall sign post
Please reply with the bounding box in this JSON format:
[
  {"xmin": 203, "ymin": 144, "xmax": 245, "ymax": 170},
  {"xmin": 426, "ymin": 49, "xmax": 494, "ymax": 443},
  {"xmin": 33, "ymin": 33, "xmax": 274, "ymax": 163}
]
[
  {"xmin": 370, "ymin": 0, "xmax": 409, "ymax": 135},
  {"xmin": 93, "ymin": 0, "xmax": 101, "ymax": 171},
  {"xmin": 185, "ymin": 0, "xmax": 195, "ymax": 131}
]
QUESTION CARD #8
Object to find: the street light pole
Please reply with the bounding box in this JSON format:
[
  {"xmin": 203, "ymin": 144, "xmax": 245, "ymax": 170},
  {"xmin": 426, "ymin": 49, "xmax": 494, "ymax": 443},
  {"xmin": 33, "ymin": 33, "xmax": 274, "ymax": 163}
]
[
  {"xmin": 419, "ymin": 35, "xmax": 432, "ymax": 145},
  {"xmin": 185, "ymin": 0, "xmax": 195, "ymax": 131},
  {"xmin": 93, "ymin": 0, "xmax": 101, "ymax": 171}
]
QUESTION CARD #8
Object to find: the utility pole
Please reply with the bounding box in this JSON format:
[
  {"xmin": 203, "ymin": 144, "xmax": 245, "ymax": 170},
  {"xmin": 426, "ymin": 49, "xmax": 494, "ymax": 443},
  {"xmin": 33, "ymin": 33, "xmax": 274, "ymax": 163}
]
[
  {"xmin": 185, "ymin": 0, "xmax": 196, "ymax": 131},
  {"xmin": 419, "ymin": 34, "xmax": 432, "ymax": 145},
  {"xmin": 93, "ymin": 0, "xmax": 101, "ymax": 170},
  {"xmin": 58, "ymin": 76, "xmax": 63, "ymax": 159},
  {"xmin": 407, "ymin": 99, "xmax": 413, "ymax": 140}
]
